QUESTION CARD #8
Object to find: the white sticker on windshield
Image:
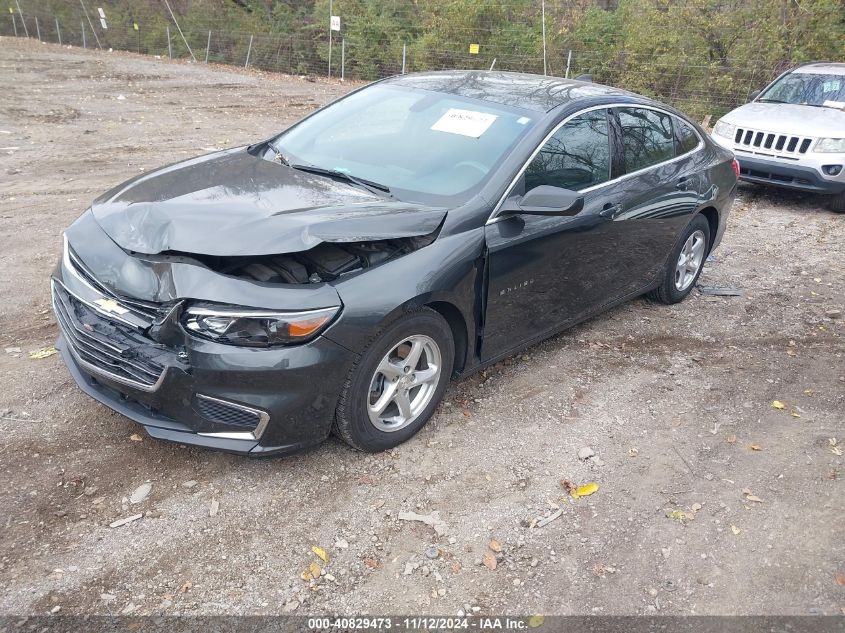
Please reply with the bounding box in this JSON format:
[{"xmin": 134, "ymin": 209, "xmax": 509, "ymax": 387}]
[
  {"xmin": 823, "ymin": 100, "xmax": 845, "ymax": 109},
  {"xmin": 431, "ymin": 108, "xmax": 498, "ymax": 138}
]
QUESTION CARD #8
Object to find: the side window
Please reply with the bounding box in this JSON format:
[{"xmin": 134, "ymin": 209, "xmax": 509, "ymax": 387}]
[
  {"xmin": 524, "ymin": 110, "xmax": 610, "ymax": 192},
  {"xmin": 675, "ymin": 118, "xmax": 700, "ymax": 155},
  {"xmin": 618, "ymin": 107, "xmax": 675, "ymax": 173}
]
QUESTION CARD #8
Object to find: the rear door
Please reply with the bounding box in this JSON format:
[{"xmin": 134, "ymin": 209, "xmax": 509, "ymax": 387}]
[{"xmin": 609, "ymin": 107, "xmax": 703, "ymax": 286}]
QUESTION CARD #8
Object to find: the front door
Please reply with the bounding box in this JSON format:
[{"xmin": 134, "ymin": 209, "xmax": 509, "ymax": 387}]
[{"xmin": 481, "ymin": 108, "xmax": 629, "ymax": 360}]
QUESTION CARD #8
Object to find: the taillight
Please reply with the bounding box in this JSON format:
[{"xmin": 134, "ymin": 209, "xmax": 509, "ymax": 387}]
[{"xmin": 731, "ymin": 158, "xmax": 740, "ymax": 178}]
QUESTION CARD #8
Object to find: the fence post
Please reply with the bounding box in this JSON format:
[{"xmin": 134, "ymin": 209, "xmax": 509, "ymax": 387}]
[
  {"xmin": 565, "ymin": 50, "xmax": 572, "ymax": 78},
  {"xmin": 341, "ymin": 38, "xmax": 345, "ymax": 81},
  {"xmin": 81, "ymin": 20, "xmax": 86, "ymax": 48},
  {"xmin": 402, "ymin": 43, "xmax": 406, "ymax": 74},
  {"xmin": 55, "ymin": 17, "xmax": 61, "ymax": 45},
  {"xmin": 245, "ymin": 34, "xmax": 253, "ymax": 68},
  {"xmin": 14, "ymin": 0, "xmax": 27, "ymax": 37},
  {"xmin": 205, "ymin": 30, "xmax": 211, "ymax": 63},
  {"xmin": 35, "ymin": 16, "xmax": 40, "ymax": 41},
  {"xmin": 11, "ymin": 13, "xmax": 17, "ymax": 37},
  {"xmin": 541, "ymin": 0, "xmax": 547, "ymax": 76},
  {"xmin": 166, "ymin": 25, "xmax": 172, "ymax": 59}
]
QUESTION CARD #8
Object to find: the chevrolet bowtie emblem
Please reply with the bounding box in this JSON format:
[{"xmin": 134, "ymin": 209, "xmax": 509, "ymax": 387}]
[{"xmin": 94, "ymin": 298, "xmax": 129, "ymax": 315}]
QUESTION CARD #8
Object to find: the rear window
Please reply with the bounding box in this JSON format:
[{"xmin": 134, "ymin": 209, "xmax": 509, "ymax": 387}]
[
  {"xmin": 675, "ymin": 119, "xmax": 700, "ymax": 155},
  {"xmin": 617, "ymin": 107, "xmax": 676, "ymax": 173}
]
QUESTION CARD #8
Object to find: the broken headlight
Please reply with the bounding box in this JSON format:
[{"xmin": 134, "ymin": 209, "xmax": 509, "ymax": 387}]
[{"xmin": 183, "ymin": 305, "xmax": 339, "ymax": 347}]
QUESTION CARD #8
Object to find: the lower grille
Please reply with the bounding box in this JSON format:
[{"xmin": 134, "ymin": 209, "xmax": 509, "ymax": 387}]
[
  {"xmin": 52, "ymin": 282, "xmax": 168, "ymax": 390},
  {"xmin": 194, "ymin": 395, "xmax": 263, "ymax": 429}
]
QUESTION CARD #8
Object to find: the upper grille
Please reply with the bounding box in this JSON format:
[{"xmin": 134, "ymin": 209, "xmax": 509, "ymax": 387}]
[
  {"xmin": 53, "ymin": 281, "xmax": 168, "ymax": 390},
  {"xmin": 733, "ymin": 127, "xmax": 813, "ymax": 157},
  {"xmin": 67, "ymin": 248, "xmax": 162, "ymax": 321}
]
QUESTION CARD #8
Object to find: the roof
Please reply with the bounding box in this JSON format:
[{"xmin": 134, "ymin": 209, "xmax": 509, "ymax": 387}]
[
  {"xmin": 792, "ymin": 62, "xmax": 845, "ymax": 75},
  {"xmin": 382, "ymin": 70, "xmax": 632, "ymax": 113}
]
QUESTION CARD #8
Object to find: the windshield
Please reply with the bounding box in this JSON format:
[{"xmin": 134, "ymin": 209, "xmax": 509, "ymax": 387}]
[
  {"xmin": 271, "ymin": 84, "xmax": 538, "ymax": 205},
  {"xmin": 758, "ymin": 71, "xmax": 845, "ymax": 109}
]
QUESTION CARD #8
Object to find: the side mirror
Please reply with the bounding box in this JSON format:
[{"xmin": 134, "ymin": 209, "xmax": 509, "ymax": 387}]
[
  {"xmin": 749, "ymin": 89, "xmax": 761, "ymax": 101},
  {"xmin": 504, "ymin": 185, "xmax": 584, "ymax": 216},
  {"xmin": 575, "ymin": 74, "xmax": 593, "ymax": 83}
]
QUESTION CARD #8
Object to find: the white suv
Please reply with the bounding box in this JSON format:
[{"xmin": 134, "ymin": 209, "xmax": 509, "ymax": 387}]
[{"xmin": 710, "ymin": 62, "xmax": 845, "ymax": 213}]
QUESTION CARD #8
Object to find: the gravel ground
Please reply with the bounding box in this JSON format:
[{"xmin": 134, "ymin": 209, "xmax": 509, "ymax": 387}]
[{"xmin": 0, "ymin": 38, "xmax": 843, "ymax": 617}]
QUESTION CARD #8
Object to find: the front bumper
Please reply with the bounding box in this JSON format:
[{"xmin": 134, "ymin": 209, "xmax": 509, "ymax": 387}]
[{"xmin": 52, "ymin": 251, "xmax": 354, "ymax": 456}]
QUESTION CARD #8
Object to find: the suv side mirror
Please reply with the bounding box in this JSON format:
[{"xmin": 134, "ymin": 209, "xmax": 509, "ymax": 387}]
[
  {"xmin": 749, "ymin": 89, "xmax": 761, "ymax": 101},
  {"xmin": 504, "ymin": 185, "xmax": 584, "ymax": 216}
]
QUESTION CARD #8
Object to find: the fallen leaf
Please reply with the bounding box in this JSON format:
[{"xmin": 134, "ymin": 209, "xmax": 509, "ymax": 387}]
[
  {"xmin": 771, "ymin": 400, "xmax": 786, "ymax": 410},
  {"xmin": 790, "ymin": 410, "xmax": 801, "ymax": 419},
  {"xmin": 309, "ymin": 562, "xmax": 322, "ymax": 578},
  {"xmin": 489, "ymin": 538, "xmax": 502, "ymax": 553},
  {"xmin": 572, "ymin": 482, "xmax": 599, "ymax": 498},
  {"xmin": 813, "ymin": 277, "xmax": 822, "ymax": 283},
  {"xmin": 745, "ymin": 495, "xmax": 763, "ymax": 503},
  {"xmin": 832, "ymin": 446, "xmax": 843, "ymax": 456},
  {"xmin": 731, "ymin": 524, "xmax": 741, "ymax": 535},
  {"xmin": 528, "ymin": 615, "xmax": 545, "ymax": 628},
  {"xmin": 312, "ymin": 546, "xmax": 329, "ymax": 563},
  {"xmin": 836, "ymin": 574, "xmax": 845, "ymax": 586},
  {"xmin": 726, "ymin": 435, "xmax": 737, "ymax": 444},
  {"xmin": 129, "ymin": 434, "xmax": 143, "ymax": 442},
  {"xmin": 804, "ymin": 389, "xmax": 814, "ymax": 396},
  {"xmin": 666, "ymin": 510, "xmax": 686, "ymax": 521},
  {"xmin": 628, "ymin": 447, "xmax": 639, "ymax": 457},
  {"xmin": 363, "ymin": 558, "xmax": 380, "ymax": 569},
  {"xmin": 749, "ymin": 443, "xmax": 763, "ymax": 451},
  {"xmin": 482, "ymin": 552, "xmax": 497, "ymax": 570},
  {"xmin": 29, "ymin": 346, "xmax": 57, "ymax": 360}
]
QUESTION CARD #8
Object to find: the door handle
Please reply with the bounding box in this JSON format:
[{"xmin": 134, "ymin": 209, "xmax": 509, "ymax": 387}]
[
  {"xmin": 599, "ymin": 203, "xmax": 622, "ymax": 220},
  {"xmin": 676, "ymin": 177, "xmax": 689, "ymax": 191}
]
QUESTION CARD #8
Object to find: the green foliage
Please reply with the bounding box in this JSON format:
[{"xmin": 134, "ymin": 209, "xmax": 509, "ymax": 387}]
[{"xmin": 6, "ymin": 0, "xmax": 844, "ymax": 118}]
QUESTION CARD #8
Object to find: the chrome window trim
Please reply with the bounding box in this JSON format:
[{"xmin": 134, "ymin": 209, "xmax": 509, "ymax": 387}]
[
  {"xmin": 51, "ymin": 279, "xmax": 168, "ymax": 393},
  {"xmin": 486, "ymin": 103, "xmax": 705, "ymax": 225},
  {"xmin": 196, "ymin": 394, "xmax": 270, "ymax": 441}
]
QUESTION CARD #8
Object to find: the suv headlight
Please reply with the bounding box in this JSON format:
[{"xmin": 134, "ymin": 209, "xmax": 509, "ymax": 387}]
[
  {"xmin": 712, "ymin": 120, "xmax": 737, "ymax": 140},
  {"xmin": 183, "ymin": 305, "xmax": 339, "ymax": 347},
  {"xmin": 814, "ymin": 138, "xmax": 845, "ymax": 153}
]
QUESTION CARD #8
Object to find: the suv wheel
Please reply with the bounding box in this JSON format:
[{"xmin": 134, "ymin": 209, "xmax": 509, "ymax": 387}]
[{"xmin": 830, "ymin": 191, "xmax": 845, "ymax": 214}]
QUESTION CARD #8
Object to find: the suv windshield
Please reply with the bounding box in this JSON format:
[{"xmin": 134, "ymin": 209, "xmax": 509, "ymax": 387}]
[
  {"xmin": 758, "ymin": 71, "xmax": 845, "ymax": 109},
  {"xmin": 271, "ymin": 84, "xmax": 537, "ymax": 205}
]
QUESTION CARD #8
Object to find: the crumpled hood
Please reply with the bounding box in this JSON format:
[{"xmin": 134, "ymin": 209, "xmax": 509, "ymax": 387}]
[
  {"xmin": 91, "ymin": 147, "xmax": 447, "ymax": 256},
  {"xmin": 722, "ymin": 102, "xmax": 845, "ymax": 137}
]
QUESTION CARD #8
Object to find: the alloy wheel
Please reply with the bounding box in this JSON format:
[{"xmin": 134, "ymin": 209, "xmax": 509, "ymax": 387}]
[
  {"xmin": 367, "ymin": 335, "xmax": 442, "ymax": 432},
  {"xmin": 674, "ymin": 229, "xmax": 706, "ymax": 292}
]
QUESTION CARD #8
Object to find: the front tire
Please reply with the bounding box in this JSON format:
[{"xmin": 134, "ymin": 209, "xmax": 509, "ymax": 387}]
[
  {"xmin": 830, "ymin": 191, "xmax": 845, "ymax": 214},
  {"xmin": 648, "ymin": 214, "xmax": 711, "ymax": 304},
  {"xmin": 333, "ymin": 308, "xmax": 454, "ymax": 452}
]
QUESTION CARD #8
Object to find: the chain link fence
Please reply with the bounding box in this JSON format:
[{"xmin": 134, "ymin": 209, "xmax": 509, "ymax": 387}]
[{"xmin": 0, "ymin": 3, "xmax": 798, "ymax": 121}]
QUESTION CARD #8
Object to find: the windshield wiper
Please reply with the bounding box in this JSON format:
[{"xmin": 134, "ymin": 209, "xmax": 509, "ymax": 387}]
[
  {"xmin": 756, "ymin": 98, "xmax": 789, "ymax": 104},
  {"xmin": 289, "ymin": 163, "xmax": 393, "ymax": 198},
  {"xmin": 267, "ymin": 143, "xmax": 291, "ymax": 166}
]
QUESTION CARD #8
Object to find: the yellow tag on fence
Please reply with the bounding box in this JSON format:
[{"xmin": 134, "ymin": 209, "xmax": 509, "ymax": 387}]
[
  {"xmin": 469, "ymin": 43, "xmax": 479, "ymax": 54},
  {"xmin": 133, "ymin": 22, "xmax": 139, "ymax": 31}
]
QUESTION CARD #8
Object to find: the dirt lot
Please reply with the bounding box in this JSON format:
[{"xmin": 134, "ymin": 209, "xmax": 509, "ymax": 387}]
[{"xmin": 0, "ymin": 38, "xmax": 843, "ymax": 617}]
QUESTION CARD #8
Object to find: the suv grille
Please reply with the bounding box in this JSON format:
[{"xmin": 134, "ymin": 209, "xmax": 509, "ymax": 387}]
[
  {"xmin": 53, "ymin": 281, "xmax": 169, "ymax": 390},
  {"xmin": 733, "ymin": 127, "xmax": 813, "ymax": 157}
]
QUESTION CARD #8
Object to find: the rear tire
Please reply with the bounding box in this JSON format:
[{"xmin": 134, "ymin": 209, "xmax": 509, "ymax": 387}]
[
  {"xmin": 647, "ymin": 214, "xmax": 711, "ymax": 304},
  {"xmin": 333, "ymin": 308, "xmax": 454, "ymax": 452},
  {"xmin": 830, "ymin": 191, "xmax": 845, "ymax": 214}
]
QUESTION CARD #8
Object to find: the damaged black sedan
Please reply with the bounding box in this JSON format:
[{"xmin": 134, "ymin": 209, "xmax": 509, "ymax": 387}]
[{"xmin": 52, "ymin": 71, "xmax": 737, "ymax": 455}]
